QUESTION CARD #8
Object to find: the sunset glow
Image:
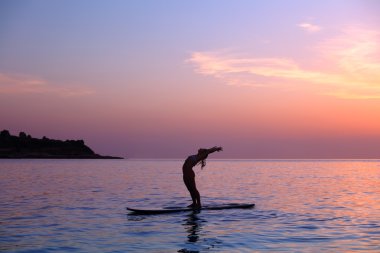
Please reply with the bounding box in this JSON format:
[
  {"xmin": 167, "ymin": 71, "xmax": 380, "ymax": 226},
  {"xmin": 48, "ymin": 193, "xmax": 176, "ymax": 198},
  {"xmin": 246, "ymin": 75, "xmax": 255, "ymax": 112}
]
[
  {"xmin": 189, "ymin": 27, "xmax": 380, "ymax": 99},
  {"xmin": 1, "ymin": 0, "xmax": 380, "ymax": 158}
]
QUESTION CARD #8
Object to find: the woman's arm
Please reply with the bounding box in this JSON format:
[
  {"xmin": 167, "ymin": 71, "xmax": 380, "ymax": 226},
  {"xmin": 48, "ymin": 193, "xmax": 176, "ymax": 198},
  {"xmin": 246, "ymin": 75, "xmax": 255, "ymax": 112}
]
[{"xmin": 206, "ymin": 146, "xmax": 223, "ymax": 155}]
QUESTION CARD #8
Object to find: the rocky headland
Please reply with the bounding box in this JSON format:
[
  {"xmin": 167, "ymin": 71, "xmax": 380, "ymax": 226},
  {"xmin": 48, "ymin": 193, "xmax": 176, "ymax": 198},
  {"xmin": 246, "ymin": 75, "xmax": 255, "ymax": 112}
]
[{"xmin": 0, "ymin": 130, "xmax": 123, "ymax": 159}]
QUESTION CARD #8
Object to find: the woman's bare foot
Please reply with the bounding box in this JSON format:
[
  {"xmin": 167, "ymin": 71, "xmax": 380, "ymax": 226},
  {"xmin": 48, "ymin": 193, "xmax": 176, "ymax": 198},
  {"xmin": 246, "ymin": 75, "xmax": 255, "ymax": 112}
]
[
  {"xmin": 187, "ymin": 203, "xmax": 195, "ymax": 208},
  {"xmin": 194, "ymin": 204, "xmax": 201, "ymax": 209}
]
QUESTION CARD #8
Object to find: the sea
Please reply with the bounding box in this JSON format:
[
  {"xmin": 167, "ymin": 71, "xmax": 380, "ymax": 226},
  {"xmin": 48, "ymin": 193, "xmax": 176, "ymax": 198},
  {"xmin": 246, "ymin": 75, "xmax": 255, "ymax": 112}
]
[{"xmin": 1, "ymin": 159, "xmax": 379, "ymax": 252}]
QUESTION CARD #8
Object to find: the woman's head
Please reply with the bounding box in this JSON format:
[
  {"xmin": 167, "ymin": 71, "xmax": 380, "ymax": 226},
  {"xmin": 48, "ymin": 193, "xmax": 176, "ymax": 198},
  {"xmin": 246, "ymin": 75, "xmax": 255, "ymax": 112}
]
[{"xmin": 197, "ymin": 149, "xmax": 209, "ymax": 168}]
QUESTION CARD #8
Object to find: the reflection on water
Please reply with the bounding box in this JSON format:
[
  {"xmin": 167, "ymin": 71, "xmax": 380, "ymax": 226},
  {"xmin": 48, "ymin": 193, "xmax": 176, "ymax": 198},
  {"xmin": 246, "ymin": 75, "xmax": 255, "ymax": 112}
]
[
  {"xmin": 1, "ymin": 159, "xmax": 380, "ymax": 252},
  {"xmin": 184, "ymin": 211, "xmax": 203, "ymax": 243},
  {"xmin": 179, "ymin": 210, "xmax": 203, "ymax": 253}
]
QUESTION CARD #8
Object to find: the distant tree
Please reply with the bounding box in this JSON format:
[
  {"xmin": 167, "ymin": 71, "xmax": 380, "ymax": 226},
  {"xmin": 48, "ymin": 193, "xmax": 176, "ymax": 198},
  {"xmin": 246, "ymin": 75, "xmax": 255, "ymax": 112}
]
[
  {"xmin": 19, "ymin": 132, "xmax": 27, "ymax": 138},
  {"xmin": 1, "ymin": 130, "xmax": 10, "ymax": 137}
]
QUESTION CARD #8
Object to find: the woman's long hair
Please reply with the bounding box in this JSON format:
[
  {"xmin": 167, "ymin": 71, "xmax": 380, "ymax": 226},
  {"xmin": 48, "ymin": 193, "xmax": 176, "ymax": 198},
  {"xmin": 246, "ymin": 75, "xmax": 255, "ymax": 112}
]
[{"xmin": 198, "ymin": 149, "xmax": 208, "ymax": 169}]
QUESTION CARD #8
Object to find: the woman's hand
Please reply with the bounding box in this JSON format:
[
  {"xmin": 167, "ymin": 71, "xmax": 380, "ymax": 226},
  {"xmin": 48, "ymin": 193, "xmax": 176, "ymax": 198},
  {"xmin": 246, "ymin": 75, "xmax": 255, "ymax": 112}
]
[{"xmin": 213, "ymin": 146, "xmax": 223, "ymax": 152}]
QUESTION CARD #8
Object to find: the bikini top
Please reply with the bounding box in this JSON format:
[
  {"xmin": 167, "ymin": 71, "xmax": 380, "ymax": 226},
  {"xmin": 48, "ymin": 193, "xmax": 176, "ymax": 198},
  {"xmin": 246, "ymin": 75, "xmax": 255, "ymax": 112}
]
[
  {"xmin": 189, "ymin": 155, "xmax": 198, "ymax": 162},
  {"xmin": 184, "ymin": 154, "xmax": 198, "ymax": 167}
]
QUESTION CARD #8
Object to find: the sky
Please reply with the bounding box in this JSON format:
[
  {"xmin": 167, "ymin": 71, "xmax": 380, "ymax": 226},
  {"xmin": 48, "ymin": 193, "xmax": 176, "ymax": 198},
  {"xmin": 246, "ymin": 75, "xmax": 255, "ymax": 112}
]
[{"xmin": 1, "ymin": 0, "xmax": 380, "ymax": 158}]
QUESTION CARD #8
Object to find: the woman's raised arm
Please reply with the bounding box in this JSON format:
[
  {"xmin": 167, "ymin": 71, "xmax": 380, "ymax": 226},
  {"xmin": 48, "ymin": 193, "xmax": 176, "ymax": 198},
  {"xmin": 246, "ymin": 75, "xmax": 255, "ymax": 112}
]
[{"xmin": 206, "ymin": 146, "xmax": 223, "ymax": 154}]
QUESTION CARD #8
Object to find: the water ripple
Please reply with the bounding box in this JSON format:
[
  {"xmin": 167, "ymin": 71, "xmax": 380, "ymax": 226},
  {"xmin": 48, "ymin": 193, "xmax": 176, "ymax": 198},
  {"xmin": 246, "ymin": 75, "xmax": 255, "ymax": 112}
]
[{"xmin": 1, "ymin": 159, "xmax": 380, "ymax": 252}]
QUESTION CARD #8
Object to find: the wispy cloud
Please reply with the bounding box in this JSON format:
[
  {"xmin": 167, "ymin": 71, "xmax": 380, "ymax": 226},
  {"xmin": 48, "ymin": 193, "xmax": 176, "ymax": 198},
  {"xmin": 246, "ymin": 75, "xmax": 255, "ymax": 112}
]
[
  {"xmin": 298, "ymin": 22, "xmax": 322, "ymax": 33},
  {"xmin": 0, "ymin": 73, "xmax": 94, "ymax": 97},
  {"xmin": 188, "ymin": 27, "xmax": 380, "ymax": 99}
]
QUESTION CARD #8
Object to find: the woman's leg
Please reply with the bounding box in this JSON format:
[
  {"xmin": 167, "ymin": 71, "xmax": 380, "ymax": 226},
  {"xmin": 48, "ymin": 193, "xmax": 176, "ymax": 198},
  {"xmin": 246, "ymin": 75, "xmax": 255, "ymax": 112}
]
[
  {"xmin": 193, "ymin": 188, "xmax": 201, "ymax": 207},
  {"xmin": 184, "ymin": 177, "xmax": 196, "ymax": 205},
  {"xmin": 184, "ymin": 177, "xmax": 201, "ymax": 207}
]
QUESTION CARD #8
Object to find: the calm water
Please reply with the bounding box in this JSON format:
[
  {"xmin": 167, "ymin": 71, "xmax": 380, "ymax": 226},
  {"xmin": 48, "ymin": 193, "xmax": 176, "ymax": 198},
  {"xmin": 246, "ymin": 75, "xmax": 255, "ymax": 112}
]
[{"xmin": 1, "ymin": 159, "xmax": 380, "ymax": 252}]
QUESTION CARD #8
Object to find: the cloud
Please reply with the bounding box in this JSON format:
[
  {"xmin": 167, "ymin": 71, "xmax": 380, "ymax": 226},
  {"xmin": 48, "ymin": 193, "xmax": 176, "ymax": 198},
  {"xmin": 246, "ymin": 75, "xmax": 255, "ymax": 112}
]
[
  {"xmin": 188, "ymin": 27, "xmax": 380, "ymax": 99},
  {"xmin": 298, "ymin": 22, "xmax": 322, "ymax": 33},
  {"xmin": 0, "ymin": 73, "xmax": 94, "ymax": 97}
]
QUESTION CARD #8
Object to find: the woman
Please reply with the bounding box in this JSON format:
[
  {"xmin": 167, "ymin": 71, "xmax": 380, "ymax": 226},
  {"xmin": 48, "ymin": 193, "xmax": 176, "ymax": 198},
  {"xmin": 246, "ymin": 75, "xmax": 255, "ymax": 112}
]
[{"xmin": 182, "ymin": 146, "xmax": 223, "ymax": 208}]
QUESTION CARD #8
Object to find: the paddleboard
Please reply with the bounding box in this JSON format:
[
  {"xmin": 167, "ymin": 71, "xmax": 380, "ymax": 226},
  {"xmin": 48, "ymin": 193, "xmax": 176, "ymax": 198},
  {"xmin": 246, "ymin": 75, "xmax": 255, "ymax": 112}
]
[{"xmin": 127, "ymin": 203, "xmax": 255, "ymax": 214}]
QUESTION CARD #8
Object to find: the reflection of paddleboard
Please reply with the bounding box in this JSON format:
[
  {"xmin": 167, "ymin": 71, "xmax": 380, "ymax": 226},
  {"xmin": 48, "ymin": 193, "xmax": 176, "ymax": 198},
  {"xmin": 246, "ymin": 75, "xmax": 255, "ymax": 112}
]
[{"xmin": 127, "ymin": 203, "xmax": 255, "ymax": 214}]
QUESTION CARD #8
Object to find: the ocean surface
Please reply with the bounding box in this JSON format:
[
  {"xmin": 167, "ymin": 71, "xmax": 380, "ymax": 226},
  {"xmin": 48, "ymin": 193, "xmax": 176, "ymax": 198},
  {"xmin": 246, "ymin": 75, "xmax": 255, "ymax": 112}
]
[{"xmin": 1, "ymin": 159, "xmax": 380, "ymax": 252}]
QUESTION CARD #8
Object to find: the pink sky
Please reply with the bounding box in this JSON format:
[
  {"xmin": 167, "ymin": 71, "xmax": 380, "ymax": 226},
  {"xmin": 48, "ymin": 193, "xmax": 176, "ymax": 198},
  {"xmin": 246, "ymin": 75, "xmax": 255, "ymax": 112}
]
[{"xmin": 1, "ymin": 1, "xmax": 380, "ymax": 158}]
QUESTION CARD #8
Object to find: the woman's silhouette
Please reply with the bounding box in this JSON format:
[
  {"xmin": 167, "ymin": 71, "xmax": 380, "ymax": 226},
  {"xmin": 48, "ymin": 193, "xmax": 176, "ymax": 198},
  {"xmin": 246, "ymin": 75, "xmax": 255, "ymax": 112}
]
[{"xmin": 182, "ymin": 146, "xmax": 223, "ymax": 208}]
